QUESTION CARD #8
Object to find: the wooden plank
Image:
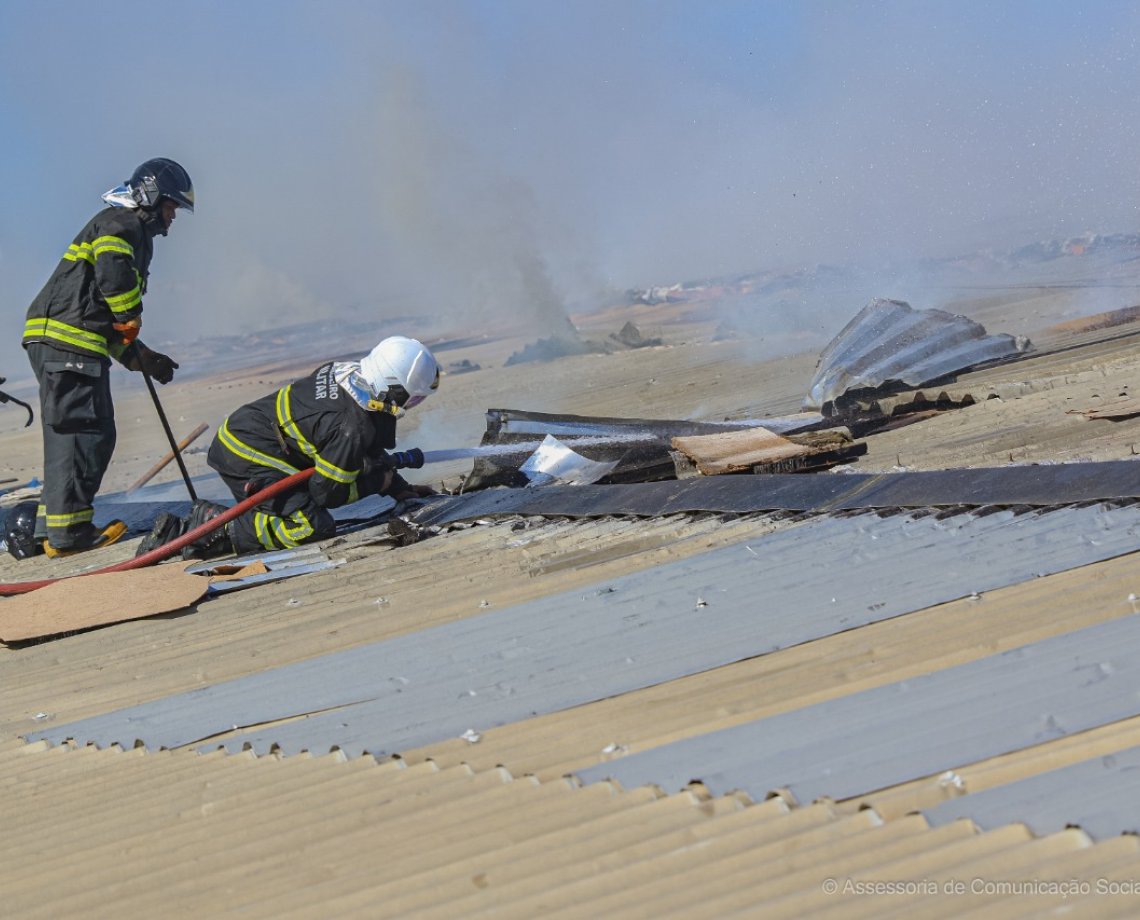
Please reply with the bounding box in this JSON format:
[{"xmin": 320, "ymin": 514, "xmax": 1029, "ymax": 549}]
[{"xmin": 671, "ymin": 427, "xmax": 811, "ymax": 475}]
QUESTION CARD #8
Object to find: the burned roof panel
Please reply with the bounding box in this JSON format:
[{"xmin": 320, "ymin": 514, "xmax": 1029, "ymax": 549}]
[
  {"xmin": 804, "ymin": 298, "xmax": 1029, "ymax": 411},
  {"xmin": 406, "ymin": 458, "xmax": 1140, "ymax": 529}
]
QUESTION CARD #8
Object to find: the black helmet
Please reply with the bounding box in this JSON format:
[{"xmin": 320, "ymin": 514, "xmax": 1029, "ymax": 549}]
[
  {"xmin": 128, "ymin": 158, "xmax": 195, "ymax": 212},
  {"xmin": 4, "ymin": 501, "xmax": 42, "ymax": 560}
]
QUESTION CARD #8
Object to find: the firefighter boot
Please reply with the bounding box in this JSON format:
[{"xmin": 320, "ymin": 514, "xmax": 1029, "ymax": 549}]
[
  {"xmin": 181, "ymin": 500, "xmax": 234, "ymax": 561},
  {"xmin": 135, "ymin": 512, "xmax": 187, "ymax": 558},
  {"xmin": 43, "ymin": 519, "xmax": 128, "ymax": 559}
]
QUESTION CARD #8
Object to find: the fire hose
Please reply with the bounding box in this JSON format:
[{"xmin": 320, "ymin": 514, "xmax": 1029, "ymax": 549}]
[{"xmin": 0, "ymin": 468, "xmax": 315, "ymax": 597}]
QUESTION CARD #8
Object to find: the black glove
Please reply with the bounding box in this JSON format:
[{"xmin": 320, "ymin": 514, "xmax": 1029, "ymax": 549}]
[
  {"xmin": 389, "ymin": 448, "xmax": 425, "ymax": 469},
  {"xmin": 122, "ymin": 342, "xmax": 179, "ymax": 384}
]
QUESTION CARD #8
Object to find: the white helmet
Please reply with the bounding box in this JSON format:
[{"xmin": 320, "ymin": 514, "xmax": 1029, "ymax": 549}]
[{"xmin": 359, "ymin": 336, "xmax": 440, "ymax": 409}]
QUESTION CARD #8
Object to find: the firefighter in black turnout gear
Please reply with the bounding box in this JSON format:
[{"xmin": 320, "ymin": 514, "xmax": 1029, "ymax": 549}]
[
  {"xmin": 138, "ymin": 336, "xmax": 440, "ymax": 560},
  {"xmin": 21, "ymin": 158, "xmax": 193, "ymax": 558}
]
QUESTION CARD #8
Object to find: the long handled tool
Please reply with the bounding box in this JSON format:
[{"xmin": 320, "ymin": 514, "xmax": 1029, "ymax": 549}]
[
  {"xmin": 0, "ymin": 377, "xmax": 33, "ymax": 427},
  {"xmin": 140, "ymin": 367, "xmax": 197, "ymax": 502}
]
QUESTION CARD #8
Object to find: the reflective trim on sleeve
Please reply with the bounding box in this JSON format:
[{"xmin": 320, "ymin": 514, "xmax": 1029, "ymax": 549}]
[
  {"xmin": 103, "ymin": 284, "xmax": 143, "ymax": 314},
  {"xmin": 91, "ymin": 235, "xmax": 134, "ymax": 258},
  {"xmin": 63, "ymin": 242, "xmax": 95, "ymax": 264}
]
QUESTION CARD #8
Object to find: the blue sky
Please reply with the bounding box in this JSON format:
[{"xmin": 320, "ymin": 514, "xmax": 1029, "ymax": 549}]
[{"xmin": 2, "ymin": 1, "xmax": 1139, "ymax": 375}]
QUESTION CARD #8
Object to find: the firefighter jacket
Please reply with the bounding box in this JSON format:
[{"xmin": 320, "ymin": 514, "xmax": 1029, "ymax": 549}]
[
  {"xmin": 22, "ymin": 206, "xmax": 158, "ymax": 361},
  {"xmin": 215, "ymin": 362, "xmax": 410, "ymax": 508}
]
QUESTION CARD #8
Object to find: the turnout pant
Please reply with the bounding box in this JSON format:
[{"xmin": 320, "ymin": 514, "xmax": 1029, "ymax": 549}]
[
  {"xmin": 206, "ymin": 431, "xmax": 336, "ymax": 555},
  {"xmin": 26, "ymin": 343, "xmax": 116, "ymax": 548}
]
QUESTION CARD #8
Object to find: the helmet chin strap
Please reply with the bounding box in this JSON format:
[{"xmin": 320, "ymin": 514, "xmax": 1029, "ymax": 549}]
[{"xmin": 365, "ymin": 397, "xmax": 403, "ymax": 417}]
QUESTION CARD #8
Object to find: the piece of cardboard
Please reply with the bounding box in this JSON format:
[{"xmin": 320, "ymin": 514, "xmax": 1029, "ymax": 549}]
[{"xmin": 0, "ymin": 563, "xmax": 208, "ymax": 643}]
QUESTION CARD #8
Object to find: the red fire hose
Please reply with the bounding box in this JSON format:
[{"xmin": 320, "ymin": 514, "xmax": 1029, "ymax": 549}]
[{"xmin": 0, "ymin": 468, "xmax": 315, "ymax": 597}]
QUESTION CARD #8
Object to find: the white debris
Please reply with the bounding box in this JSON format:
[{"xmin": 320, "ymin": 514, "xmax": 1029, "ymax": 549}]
[
  {"xmin": 601, "ymin": 742, "xmax": 629, "ymax": 756},
  {"xmin": 938, "ymin": 770, "xmax": 966, "ymax": 792},
  {"xmin": 479, "ymin": 599, "xmax": 491, "ymax": 608},
  {"xmin": 695, "ymin": 597, "xmax": 708, "ymax": 609},
  {"xmin": 461, "ymin": 728, "xmax": 482, "ymax": 744}
]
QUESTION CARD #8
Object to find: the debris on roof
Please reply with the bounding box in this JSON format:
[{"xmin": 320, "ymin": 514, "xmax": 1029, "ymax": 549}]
[
  {"xmin": 1068, "ymin": 393, "xmax": 1140, "ymax": 421},
  {"xmin": 804, "ymin": 298, "xmax": 1031, "ymax": 414},
  {"xmin": 187, "ymin": 545, "xmax": 345, "ymax": 595},
  {"xmin": 610, "ymin": 321, "xmax": 663, "ymax": 349},
  {"xmin": 519, "ymin": 435, "xmax": 619, "ymax": 486},
  {"xmin": 671, "ymin": 425, "xmax": 863, "ymax": 476},
  {"xmin": 503, "ymin": 334, "xmax": 602, "ymax": 366},
  {"xmin": 463, "ymin": 408, "xmax": 820, "ymax": 490},
  {"xmin": 0, "ymin": 564, "xmax": 207, "ymax": 644}
]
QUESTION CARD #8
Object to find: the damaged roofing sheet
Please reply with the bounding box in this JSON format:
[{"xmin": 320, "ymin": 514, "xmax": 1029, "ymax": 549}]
[
  {"xmin": 27, "ymin": 503, "xmax": 1140, "ymax": 758},
  {"xmin": 924, "ymin": 745, "xmax": 1140, "ymax": 839},
  {"xmin": 804, "ymin": 298, "xmax": 1029, "ymax": 411},
  {"xmin": 407, "ymin": 458, "xmax": 1140, "ymax": 529},
  {"xmin": 576, "ymin": 615, "xmax": 1140, "ymax": 822}
]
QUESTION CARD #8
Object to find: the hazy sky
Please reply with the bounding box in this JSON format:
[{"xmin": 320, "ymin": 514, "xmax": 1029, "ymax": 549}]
[{"xmin": 2, "ymin": 0, "xmax": 1139, "ymax": 376}]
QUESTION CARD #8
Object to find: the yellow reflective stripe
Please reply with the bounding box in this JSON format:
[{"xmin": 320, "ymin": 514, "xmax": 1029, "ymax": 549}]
[
  {"xmin": 46, "ymin": 508, "xmax": 94, "ymax": 527},
  {"xmin": 63, "ymin": 242, "xmax": 95, "ymax": 264},
  {"xmin": 253, "ymin": 509, "xmax": 314, "ymax": 550},
  {"xmin": 275, "ymin": 385, "xmax": 357, "ymax": 484},
  {"xmin": 254, "ymin": 512, "xmax": 276, "ymax": 550},
  {"xmin": 274, "ymin": 510, "xmax": 313, "ymax": 547},
  {"xmin": 218, "ymin": 419, "xmax": 301, "ymax": 476},
  {"xmin": 347, "ymin": 482, "xmax": 359, "ymax": 504},
  {"xmin": 23, "ymin": 317, "xmax": 110, "ymax": 356},
  {"xmin": 314, "ymin": 456, "xmax": 357, "ymax": 484},
  {"xmin": 276, "ymin": 385, "xmax": 316, "ymax": 458},
  {"xmin": 104, "ymin": 285, "xmax": 142, "ymax": 313},
  {"xmin": 91, "ymin": 235, "xmax": 133, "ymax": 258}
]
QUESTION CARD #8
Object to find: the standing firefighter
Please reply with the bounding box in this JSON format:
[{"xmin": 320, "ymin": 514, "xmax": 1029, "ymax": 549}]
[
  {"xmin": 138, "ymin": 336, "xmax": 440, "ymax": 560},
  {"xmin": 21, "ymin": 158, "xmax": 192, "ymax": 558}
]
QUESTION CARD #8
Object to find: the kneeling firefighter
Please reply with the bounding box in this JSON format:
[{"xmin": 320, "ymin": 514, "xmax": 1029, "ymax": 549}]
[{"xmin": 139, "ymin": 336, "xmax": 440, "ymax": 560}]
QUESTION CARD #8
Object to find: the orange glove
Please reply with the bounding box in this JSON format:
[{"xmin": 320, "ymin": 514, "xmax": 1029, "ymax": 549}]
[{"xmin": 113, "ymin": 318, "xmax": 142, "ymax": 345}]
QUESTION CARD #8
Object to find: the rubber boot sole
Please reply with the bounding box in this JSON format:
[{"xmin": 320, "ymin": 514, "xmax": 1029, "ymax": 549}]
[{"xmin": 43, "ymin": 519, "xmax": 128, "ymax": 559}]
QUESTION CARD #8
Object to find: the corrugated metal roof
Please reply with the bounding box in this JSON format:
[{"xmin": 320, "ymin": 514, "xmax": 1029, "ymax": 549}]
[
  {"xmin": 29, "ymin": 503, "xmax": 1140, "ymax": 758},
  {"xmin": 8, "ymin": 314, "xmax": 1140, "ymax": 917},
  {"xmin": 6, "ymin": 738, "xmax": 1140, "ymax": 919},
  {"xmin": 575, "ymin": 613, "xmax": 1140, "ymax": 814},
  {"xmin": 925, "ymin": 745, "xmax": 1140, "ymax": 838}
]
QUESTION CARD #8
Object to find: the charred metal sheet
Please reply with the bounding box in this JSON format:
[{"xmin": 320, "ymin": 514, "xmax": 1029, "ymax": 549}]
[
  {"xmin": 924, "ymin": 746, "xmax": 1140, "ymax": 839},
  {"xmin": 465, "ymin": 409, "xmax": 819, "ymax": 489},
  {"xmin": 408, "ymin": 459, "xmax": 1140, "ymax": 528},
  {"xmin": 576, "ymin": 614, "xmax": 1140, "ymax": 808},
  {"xmin": 26, "ymin": 503, "xmax": 1140, "ymax": 758},
  {"xmin": 805, "ymin": 298, "xmax": 1029, "ymax": 412}
]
